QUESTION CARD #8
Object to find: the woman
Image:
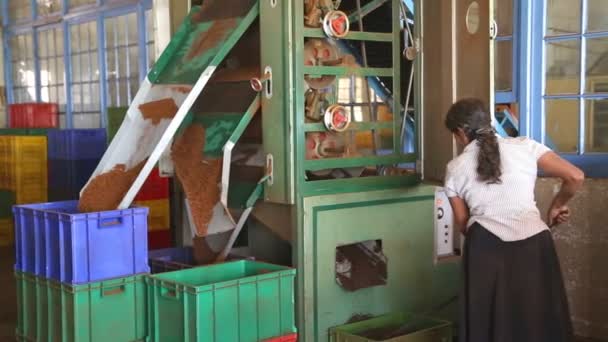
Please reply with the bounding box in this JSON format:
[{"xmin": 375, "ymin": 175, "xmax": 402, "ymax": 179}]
[{"xmin": 444, "ymin": 98, "xmax": 584, "ymax": 342}]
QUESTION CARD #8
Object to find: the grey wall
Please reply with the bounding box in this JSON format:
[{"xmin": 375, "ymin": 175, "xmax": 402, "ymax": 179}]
[{"xmin": 535, "ymin": 178, "xmax": 608, "ymax": 340}]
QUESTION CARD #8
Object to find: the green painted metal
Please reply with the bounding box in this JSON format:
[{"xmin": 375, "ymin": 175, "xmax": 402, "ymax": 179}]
[
  {"xmin": 146, "ymin": 260, "xmax": 296, "ymax": 342},
  {"xmin": 304, "ymin": 121, "xmax": 393, "ymax": 132},
  {"xmin": 304, "ymin": 66, "xmax": 394, "ymax": 77},
  {"xmin": 260, "ymin": 0, "xmax": 296, "ymax": 204},
  {"xmin": 15, "ymin": 272, "xmax": 147, "ymax": 342},
  {"xmin": 298, "ymin": 186, "xmax": 460, "ymax": 341},
  {"xmin": 347, "ymin": 0, "xmax": 391, "ymax": 23},
  {"xmin": 391, "ymin": 0, "xmax": 403, "ymax": 154},
  {"xmin": 304, "ymin": 154, "xmax": 416, "ymax": 171},
  {"xmin": 148, "ymin": 1, "xmax": 259, "ymax": 85},
  {"xmin": 0, "ymin": 190, "xmax": 14, "ymax": 218},
  {"xmin": 300, "ymin": 174, "xmax": 420, "ymax": 197},
  {"xmin": 227, "ymin": 95, "xmax": 261, "ymax": 145},
  {"xmin": 106, "ymin": 106, "xmax": 128, "ymax": 142},
  {"xmin": 302, "ymin": 28, "xmax": 393, "ymax": 42},
  {"xmin": 330, "ymin": 312, "xmax": 453, "ymax": 342},
  {"xmin": 192, "ymin": 112, "xmax": 244, "ymax": 157},
  {"xmin": 0, "ymin": 128, "xmax": 51, "ymax": 136}
]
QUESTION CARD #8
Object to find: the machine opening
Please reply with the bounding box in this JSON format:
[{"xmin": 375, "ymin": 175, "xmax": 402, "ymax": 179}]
[{"xmin": 335, "ymin": 239, "xmax": 387, "ymax": 292}]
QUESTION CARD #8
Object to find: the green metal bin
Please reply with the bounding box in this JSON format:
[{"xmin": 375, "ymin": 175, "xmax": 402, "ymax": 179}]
[{"xmin": 330, "ymin": 312, "xmax": 452, "ymax": 342}]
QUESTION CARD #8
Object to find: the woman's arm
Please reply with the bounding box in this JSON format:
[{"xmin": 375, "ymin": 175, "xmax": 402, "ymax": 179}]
[
  {"xmin": 448, "ymin": 196, "xmax": 470, "ymax": 234},
  {"xmin": 537, "ymin": 152, "xmax": 585, "ymax": 226}
]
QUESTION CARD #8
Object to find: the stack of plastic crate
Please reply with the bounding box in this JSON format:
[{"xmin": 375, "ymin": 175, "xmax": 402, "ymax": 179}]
[
  {"xmin": 0, "ymin": 135, "xmax": 48, "ymax": 246},
  {"xmin": 134, "ymin": 168, "xmax": 171, "ymax": 250},
  {"xmin": 13, "ymin": 200, "xmax": 150, "ymax": 341},
  {"xmin": 47, "ymin": 129, "xmax": 106, "ymax": 201}
]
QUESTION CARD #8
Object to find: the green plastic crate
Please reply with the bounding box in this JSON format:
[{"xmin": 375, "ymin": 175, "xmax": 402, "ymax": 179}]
[
  {"xmin": 0, "ymin": 128, "xmax": 52, "ymax": 136},
  {"xmin": 0, "ymin": 190, "xmax": 15, "ymax": 218},
  {"xmin": 147, "ymin": 260, "xmax": 296, "ymax": 342},
  {"xmin": 15, "ymin": 271, "xmax": 148, "ymax": 342},
  {"xmin": 330, "ymin": 313, "xmax": 452, "ymax": 342}
]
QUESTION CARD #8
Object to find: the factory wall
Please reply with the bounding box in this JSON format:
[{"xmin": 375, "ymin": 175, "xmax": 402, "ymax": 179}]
[{"xmin": 536, "ymin": 178, "xmax": 608, "ymax": 339}]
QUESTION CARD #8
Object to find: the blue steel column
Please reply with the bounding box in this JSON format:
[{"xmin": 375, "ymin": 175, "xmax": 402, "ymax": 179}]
[
  {"xmin": 33, "ymin": 28, "xmax": 42, "ymax": 102},
  {"xmin": 64, "ymin": 21, "xmax": 73, "ymax": 128},
  {"xmin": 98, "ymin": 15, "xmax": 107, "ymax": 128}
]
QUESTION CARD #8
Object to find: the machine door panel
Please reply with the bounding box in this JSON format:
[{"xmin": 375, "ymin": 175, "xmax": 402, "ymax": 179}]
[{"xmin": 298, "ymin": 187, "xmax": 460, "ymax": 341}]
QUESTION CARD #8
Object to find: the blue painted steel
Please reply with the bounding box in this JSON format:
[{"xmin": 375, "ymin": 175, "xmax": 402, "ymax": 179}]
[
  {"xmin": 98, "ymin": 16, "xmax": 107, "ymax": 129},
  {"xmin": 32, "ymin": 29, "xmax": 41, "ymax": 102},
  {"xmin": 65, "ymin": 20, "xmax": 74, "ymax": 128}
]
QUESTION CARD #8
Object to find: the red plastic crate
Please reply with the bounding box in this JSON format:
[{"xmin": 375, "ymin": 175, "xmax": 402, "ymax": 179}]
[
  {"xmin": 148, "ymin": 230, "xmax": 171, "ymax": 250},
  {"xmin": 134, "ymin": 167, "xmax": 169, "ymax": 201},
  {"xmin": 9, "ymin": 103, "xmax": 59, "ymax": 128},
  {"xmin": 263, "ymin": 334, "xmax": 297, "ymax": 342}
]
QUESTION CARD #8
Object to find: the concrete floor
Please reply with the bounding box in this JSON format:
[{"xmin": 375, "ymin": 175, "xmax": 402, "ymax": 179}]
[{"xmin": 0, "ymin": 246, "xmax": 602, "ymax": 341}]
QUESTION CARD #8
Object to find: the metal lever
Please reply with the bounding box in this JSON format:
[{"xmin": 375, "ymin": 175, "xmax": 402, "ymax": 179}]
[{"xmin": 250, "ymin": 66, "xmax": 273, "ymax": 98}]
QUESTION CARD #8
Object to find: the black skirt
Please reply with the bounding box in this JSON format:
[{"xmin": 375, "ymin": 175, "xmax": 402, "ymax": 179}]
[{"xmin": 460, "ymin": 223, "xmax": 574, "ymax": 342}]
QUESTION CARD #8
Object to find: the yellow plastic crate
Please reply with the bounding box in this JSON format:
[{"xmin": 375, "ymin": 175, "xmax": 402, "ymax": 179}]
[
  {"xmin": 134, "ymin": 199, "xmax": 170, "ymax": 231},
  {"xmin": 0, "ymin": 218, "xmax": 14, "ymax": 246},
  {"xmin": 0, "ymin": 136, "xmax": 47, "ymax": 197}
]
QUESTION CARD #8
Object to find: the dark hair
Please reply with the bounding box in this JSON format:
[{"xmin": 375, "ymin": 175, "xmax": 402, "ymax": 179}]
[{"xmin": 445, "ymin": 98, "xmax": 502, "ymax": 184}]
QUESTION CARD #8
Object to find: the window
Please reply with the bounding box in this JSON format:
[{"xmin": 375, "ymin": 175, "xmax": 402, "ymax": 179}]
[
  {"xmin": 70, "ymin": 0, "xmax": 96, "ymax": 10},
  {"xmin": 38, "ymin": 27, "xmax": 66, "ymax": 117},
  {"xmin": 494, "ymin": 0, "xmax": 517, "ymax": 104},
  {"xmin": 9, "ymin": 33, "xmax": 35, "ymax": 103},
  {"xmin": 37, "ymin": 0, "xmax": 62, "ymax": 17},
  {"xmin": 105, "ymin": 12, "xmax": 140, "ymax": 107},
  {"xmin": 524, "ymin": 0, "xmax": 608, "ymax": 176},
  {"xmin": 8, "ymin": 1, "xmax": 31, "ymax": 23},
  {"xmin": 3, "ymin": 0, "xmax": 153, "ymax": 129},
  {"xmin": 145, "ymin": 8, "xmax": 156, "ymax": 70},
  {"xmin": 70, "ymin": 20, "xmax": 101, "ymax": 128},
  {"xmin": 542, "ymin": 0, "xmax": 608, "ymax": 154}
]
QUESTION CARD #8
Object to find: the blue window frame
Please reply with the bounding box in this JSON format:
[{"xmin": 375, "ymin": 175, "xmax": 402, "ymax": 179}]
[
  {"xmin": 525, "ymin": 0, "xmax": 608, "ymax": 177},
  {"xmin": 494, "ymin": 0, "xmax": 518, "ymax": 104},
  {"xmin": 2, "ymin": 0, "xmax": 154, "ymax": 129}
]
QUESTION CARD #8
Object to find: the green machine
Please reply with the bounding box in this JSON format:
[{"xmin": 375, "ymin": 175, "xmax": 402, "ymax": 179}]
[
  {"xmin": 103, "ymin": 0, "xmax": 475, "ymax": 340},
  {"xmin": 253, "ymin": 1, "xmax": 461, "ymax": 341}
]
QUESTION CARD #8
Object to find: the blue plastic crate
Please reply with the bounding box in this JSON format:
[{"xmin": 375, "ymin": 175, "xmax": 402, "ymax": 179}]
[
  {"xmin": 47, "ymin": 129, "xmax": 107, "ymax": 160},
  {"xmin": 48, "ymin": 159, "xmax": 99, "ymax": 195},
  {"xmin": 13, "ymin": 200, "xmax": 150, "ymax": 284},
  {"xmin": 149, "ymin": 247, "xmax": 195, "ymax": 274}
]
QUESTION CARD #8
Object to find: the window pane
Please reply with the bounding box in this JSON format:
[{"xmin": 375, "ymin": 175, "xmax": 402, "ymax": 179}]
[
  {"xmin": 74, "ymin": 113, "xmax": 101, "ymax": 129},
  {"xmin": 585, "ymin": 37, "xmax": 608, "ymax": 93},
  {"xmin": 38, "ymin": 0, "xmax": 61, "ymax": 17},
  {"xmin": 70, "ymin": 0, "xmax": 96, "ymax": 9},
  {"xmin": 587, "ymin": 0, "xmax": 608, "ymax": 32},
  {"xmin": 545, "ymin": 39, "xmax": 580, "ymax": 95},
  {"xmin": 494, "ymin": 0, "xmax": 513, "ymax": 36},
  {"xmin": 546, "ymin": 0, "xmax": 581, "ymax": 36},
  {"xmin": 545, "ymin": 99, "xmax": 580, "ymax": 153},
  {"xmin": 128, "ymin": 13, "xmax": 139, "ymax": 45},
  {"xmin": 495, "ymin": 40, "xmax": 513, "ymax": 91},
  {"xmin": 9, "ymin": 1, "xmax": 31, "ymax": 22},
  {"xmin": 585, "ymin": 99, "xmax": 608, "ymax": 152}
]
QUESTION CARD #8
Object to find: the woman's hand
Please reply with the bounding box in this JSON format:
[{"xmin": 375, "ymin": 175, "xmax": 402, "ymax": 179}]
[{"xmin": 548, "ymin": 204, "xmax": 570, "ymax": 227}]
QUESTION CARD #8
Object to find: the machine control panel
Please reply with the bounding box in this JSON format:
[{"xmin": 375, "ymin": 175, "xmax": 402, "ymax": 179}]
[{"xmin": 434, "ymin": 187, "xmax": 462, "ymax": 261}]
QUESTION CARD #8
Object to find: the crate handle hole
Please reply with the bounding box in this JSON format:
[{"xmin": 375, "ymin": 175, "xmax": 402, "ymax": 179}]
[
  {"xmin": 102, "ymin": 286, "xmax": 125, "ymax": 297},
  {"xmin": 100, "ymin": 218, "xmax": 123, "ymax": 227}
]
